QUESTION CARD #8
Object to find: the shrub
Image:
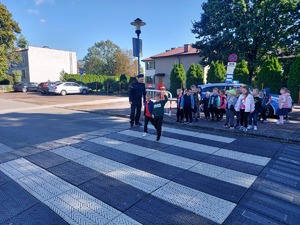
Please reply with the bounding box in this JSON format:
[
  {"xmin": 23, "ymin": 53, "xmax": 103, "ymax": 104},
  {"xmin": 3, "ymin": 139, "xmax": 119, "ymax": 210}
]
[
  {"xmin": 234, "ymin": 60, "xmax": 249, "ymax": 84},
  {"xmin": 257, "ymin": 57, "xmax": 283, "ymax": 93},
  {"xmin": 169, "ymin": 63, "xmax": 186, "ymax": 96},
  {"xmin": 87, "ymin": 82, "xmax": 103, "ymax": 91},
  {"xmin": 186, "ymin": 64, "xmax": 204, "ymax": 88},
  {"xmin": 207, "ymin": 61, "xmax": 226, "ymax": 83},
  {"xmin": 288, "ymin": 55, "xmax": 300, "ymax": 102}
]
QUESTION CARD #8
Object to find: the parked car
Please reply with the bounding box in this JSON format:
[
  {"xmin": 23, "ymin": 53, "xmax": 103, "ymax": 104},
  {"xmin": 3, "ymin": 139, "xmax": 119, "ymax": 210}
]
[
  {"xmin": 198, "ymin": 83, "xmax": 244, "ymax": 98},
  {"xmin": 13, "ymin": 82, "xmax": 39, "ymax": 92},
  {"xmin": 48, "ymin": 82, "xmax": 88, "ymax": 96},
  {"xmin": 37, "ymin": 81, "xmax": 59, "ymax": 94},
  {"xmin": 198, "ymin": 83, "xmax": 291, "ymax": 117}
]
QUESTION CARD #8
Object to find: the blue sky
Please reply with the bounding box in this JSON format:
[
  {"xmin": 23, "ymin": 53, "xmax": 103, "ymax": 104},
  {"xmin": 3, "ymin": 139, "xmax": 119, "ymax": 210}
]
[{"xmin": 2, "ymin": 0, "xmax": 205, "ymax": 60}]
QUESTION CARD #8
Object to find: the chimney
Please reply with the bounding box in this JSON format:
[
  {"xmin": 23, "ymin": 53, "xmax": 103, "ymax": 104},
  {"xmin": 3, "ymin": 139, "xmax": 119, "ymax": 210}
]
[
  {"xmin": 184, "ymin": 44, "xmax": 190, "ymax": 53},
  {"xmin": 171, "ymin": 47, "xmax": 175, "ymax": 50}
]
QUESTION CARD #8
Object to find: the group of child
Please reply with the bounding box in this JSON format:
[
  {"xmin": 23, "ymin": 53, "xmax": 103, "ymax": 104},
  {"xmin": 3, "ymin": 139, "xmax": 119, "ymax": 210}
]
[
  {"xmin": 176, "ymin": 85, "xmax": 293, "ymax": 132},
  {"xmin": 141, "ymin": 85, "xmax": 292, "ymax": 141}
]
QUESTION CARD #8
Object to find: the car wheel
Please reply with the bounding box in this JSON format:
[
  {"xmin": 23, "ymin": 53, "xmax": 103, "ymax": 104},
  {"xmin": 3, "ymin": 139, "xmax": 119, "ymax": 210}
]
[
  {"xmin": 82, "ymin": 89, "xmax": 87, "ymax": 95},
  {"xmin": 22, "ymin": 88, "xmax": 27, "ymax": 93},
  {"xmin": 60, "ymin": 90, "xmax": 67, "ymax": 96}
]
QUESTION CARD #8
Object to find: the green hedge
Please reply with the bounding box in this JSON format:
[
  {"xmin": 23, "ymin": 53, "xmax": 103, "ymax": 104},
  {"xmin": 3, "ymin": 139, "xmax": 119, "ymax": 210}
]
[
  {"xmin": 62, "ymin": 74, "xmax": 130, "ymax": 94},
  {"xmin": 62, "ymin": 74, "xmax": 119, "ymax": 84}
]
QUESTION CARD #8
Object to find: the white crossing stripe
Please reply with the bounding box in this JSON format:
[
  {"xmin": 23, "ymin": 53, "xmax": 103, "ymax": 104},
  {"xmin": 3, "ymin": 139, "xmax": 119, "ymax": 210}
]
[
  {"xmin": 89, "ymin": 137, "xmax": 256, "ymax": 188},
  {"xmin": 148, "ymin": 126, "xmax": 236, "ymax": 143},
  {"xmin": 118, "ymin": 129, "xmax": 271, "ymax": 166},
  {"xmin": 51, "ymin": 146, "xmax": 169, "ymax": 193},
  {"xmin": 0, "ymin": 158, "xmax": 141, "ymax": 225},
  {"xmin": 51, "ymin": 146, "xmax": 236, "ymax": 224},
  {"xmin": 0, "ymin": 143, "xmax": 14, "ymax": 154}
]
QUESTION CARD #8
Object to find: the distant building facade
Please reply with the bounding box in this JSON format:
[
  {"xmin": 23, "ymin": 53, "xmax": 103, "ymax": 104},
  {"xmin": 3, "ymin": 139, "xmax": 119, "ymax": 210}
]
[
  {"xmin": 11, "ymin": 46, "xmax": 77, "ymax": 83},
  {"xmin": 142, "ymin": 44, "xmax": 207, "ymax": 89}
]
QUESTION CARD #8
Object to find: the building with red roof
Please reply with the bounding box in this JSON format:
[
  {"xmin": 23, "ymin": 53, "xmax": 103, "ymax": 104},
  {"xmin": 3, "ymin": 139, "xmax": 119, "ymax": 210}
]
[{"xmin": 142, "ymin": 44, "xmax": 207, "ymax": 90}]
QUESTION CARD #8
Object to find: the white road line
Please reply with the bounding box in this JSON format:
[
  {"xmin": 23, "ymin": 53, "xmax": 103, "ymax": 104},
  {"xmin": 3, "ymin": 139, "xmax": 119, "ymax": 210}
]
[
  {"xmin": 0, "ymin": 143, "xmax": 14, "ymax": 154},
  {"xmin": 148, "ymin": 126, "xmax": 236, "ymax": 143},
  {"xmin": 89, "ymin": 137, "xmax": 256, "ymax": 188},
  {"xmin": 51, "ymin": 146, "xmax": 169, "ymax": 193},
  {"xmin": 0, "ymin": 158, "xmax": 141, "ymax": 225},
  {"xmin": 51, "ymin": 146, "xmax": 236, "ymax": 224},
  {"xmin": 118, "ymin": 129, "xmax": 270, "ymax": 166}
]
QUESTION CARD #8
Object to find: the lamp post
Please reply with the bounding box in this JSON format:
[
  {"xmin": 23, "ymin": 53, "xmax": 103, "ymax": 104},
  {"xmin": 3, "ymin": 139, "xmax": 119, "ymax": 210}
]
[{"xmin": 131, "ymin": 18, "xmax": 146, "ymax": 75}]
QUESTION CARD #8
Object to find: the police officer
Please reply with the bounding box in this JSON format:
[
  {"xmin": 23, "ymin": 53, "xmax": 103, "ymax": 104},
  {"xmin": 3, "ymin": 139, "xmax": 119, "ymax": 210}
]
[{"xmin": 129, "ymin": 74, "xmax": 146, "ymax": 127}]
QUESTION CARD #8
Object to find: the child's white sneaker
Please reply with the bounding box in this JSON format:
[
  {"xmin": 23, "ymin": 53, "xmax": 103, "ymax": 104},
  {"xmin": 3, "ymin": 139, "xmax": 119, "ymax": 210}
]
[
  {"xmin": 247, "ymin": 125, "xmax": 252, "ymax": 129},
  {"xmin": 254, "ymin": 126, "xmax": 257, "ymax": 130},
  {"xmin": 142, "ymin": 132, "xmax": 147, "ymax": 137}
]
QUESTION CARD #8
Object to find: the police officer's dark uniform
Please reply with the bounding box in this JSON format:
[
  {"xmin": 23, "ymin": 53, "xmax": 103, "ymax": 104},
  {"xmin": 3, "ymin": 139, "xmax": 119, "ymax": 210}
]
[{"xmin": 129, "ymin": 74, "xmax": 146, "ymax": 127}]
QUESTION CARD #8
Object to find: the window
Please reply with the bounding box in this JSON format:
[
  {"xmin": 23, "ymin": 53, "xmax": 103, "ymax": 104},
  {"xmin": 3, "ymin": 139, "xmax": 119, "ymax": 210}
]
[{"xmin": 146, "ymin": 61, "xmax": 155, "ymax": 70}]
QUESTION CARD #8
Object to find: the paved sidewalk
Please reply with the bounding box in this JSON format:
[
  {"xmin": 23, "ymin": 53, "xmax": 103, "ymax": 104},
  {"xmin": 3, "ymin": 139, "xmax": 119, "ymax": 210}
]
[{"xmin": 66, "ymin": 103, "xmax": 300, "ymax": 143}]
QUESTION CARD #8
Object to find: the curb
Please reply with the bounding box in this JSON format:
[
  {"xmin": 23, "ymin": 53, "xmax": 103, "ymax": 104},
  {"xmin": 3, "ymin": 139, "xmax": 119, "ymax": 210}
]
[{"xmin": 76, "ymin": 109, "xmax": 300, "ymax": 144}]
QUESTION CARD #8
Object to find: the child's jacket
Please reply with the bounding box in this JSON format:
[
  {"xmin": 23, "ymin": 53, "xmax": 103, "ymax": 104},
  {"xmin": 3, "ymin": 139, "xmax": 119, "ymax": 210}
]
[{"xmin": 153, "ymin": 96, "xmax": 168, "ymax": 117}]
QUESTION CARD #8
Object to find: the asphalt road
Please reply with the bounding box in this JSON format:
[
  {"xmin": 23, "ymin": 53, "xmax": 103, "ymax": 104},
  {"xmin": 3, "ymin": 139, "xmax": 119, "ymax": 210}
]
[{"xmin": 0, "ymin": 92, "xmax": 300, "ymax": 225}]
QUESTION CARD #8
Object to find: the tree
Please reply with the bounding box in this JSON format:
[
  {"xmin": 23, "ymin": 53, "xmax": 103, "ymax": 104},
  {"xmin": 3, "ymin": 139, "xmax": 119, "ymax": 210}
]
[
  {"xmin": 257, "ymin": 57, "xmax": 283, "ymax": 93},
  {"xmin": 114, "ymin": 49, "xmax": 138, "ymax": 77},
  {"xmin": 0, "ymin": 3, "xmax": 21, "ymax": 78},
  {"xmin": 12, "ymin": 70, "xmax": 22, "ymax": 84},
  {"xmin": 234, "ymin": 60, "xmax": 249, "ymax": 84},
  {"xmin": 17, "ymin": 34, "xmax": 28, "ymax": 49},
  {"xmin": 207, "ymin": 61, "xmax": 226, "ymax": 83},
  {"xmin": 84, "ymin": 56, "xmax": 104, "ymax": 75},
  {"xmin": 59, "ymin": 69, "xmax": 67, "ymax": 81},
  {"xmin": 169, "ymin": 63, "xmax": 186, "ymax": 96},
  {"xmin": 186, "ymin": 64, "xmax": 204, "ymax": 88},
  {"xmin": 288, "ymin": 55, "xmax": 300, "ymax": 102},
  {"xmin": 196, "ymin": 64, "xmax": 204, "ymax": 85},
  {"xmin": 192, "ymin": 0, "xmax": 300, "ymax": 84},
  {"xmin": 119, "ymin": 74, "xmax": 128, "ymax": 83},
  {"xmin": 83, "ymin": 40, "xmax": 138, "ymax": 76},
  {"xmin": 84, "ymin": 40, "xmax": 120, "ymax": 75}
]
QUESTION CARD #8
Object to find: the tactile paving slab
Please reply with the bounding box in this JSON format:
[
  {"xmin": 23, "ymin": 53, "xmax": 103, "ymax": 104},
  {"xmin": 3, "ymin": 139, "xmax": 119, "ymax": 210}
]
[{"xmin": 0, "ymin": 158, "xmax": 141, "ymax": 225}]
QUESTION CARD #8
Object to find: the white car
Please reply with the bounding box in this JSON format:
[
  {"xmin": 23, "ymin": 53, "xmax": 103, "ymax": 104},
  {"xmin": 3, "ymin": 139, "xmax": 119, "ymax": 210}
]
[{"xmin": 48, "ymin": 82, "xmax": 88, "ymax": 96}]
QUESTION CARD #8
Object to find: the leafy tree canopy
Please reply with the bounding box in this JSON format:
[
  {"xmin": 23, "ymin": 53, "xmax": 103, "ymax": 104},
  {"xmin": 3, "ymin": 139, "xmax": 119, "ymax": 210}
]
[
  {"xmin": 257, "ymin": 57, "xmax": 283, "ymax": 93},
  {"xmin": 186, "ymin": 63, "xmax": 204, "ymax": 88},
  {"xmin": 0, "ymin": 3, "xmax": 21, "ymax": 78},
  {"xmin": 233, "ymin": 59, "xmax": 249, "ymax": 84},
  {"xmin": 169, "ymin": 63, "xmax": 186, "ymax": 96},
  {"xmin": 17, "ymin": 34, "xmax": 28, "ymax": 49},
  {"xmin": 207, "ymin": 61, "xmax": 226, "ymax": 83},
  {"xmin": 83, "ymin": 40, "xmax": 138, "ymax": 77},
  {"xmin": 192, "ymin": 0, "xmax": 300, "ymax": 84}
]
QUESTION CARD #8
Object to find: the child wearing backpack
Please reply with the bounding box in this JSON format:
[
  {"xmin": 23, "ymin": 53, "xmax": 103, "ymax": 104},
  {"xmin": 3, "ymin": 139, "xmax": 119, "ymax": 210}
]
[{"xmin": 208, "ymin": 87, "xmax": 220, "ymax": 121}]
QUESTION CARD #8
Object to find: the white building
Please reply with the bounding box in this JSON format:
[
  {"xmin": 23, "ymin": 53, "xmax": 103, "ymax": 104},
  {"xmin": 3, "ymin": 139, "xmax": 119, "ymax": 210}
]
[{"xmin": 11, "ymin": 46, "xmax": 77, "ymax": 83}]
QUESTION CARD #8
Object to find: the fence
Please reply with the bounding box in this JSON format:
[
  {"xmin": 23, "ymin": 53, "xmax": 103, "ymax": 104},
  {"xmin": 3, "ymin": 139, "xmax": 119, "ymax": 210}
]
[{"xmin": 146, "ymin": 89, "xmax": 177, "ymax": 116}]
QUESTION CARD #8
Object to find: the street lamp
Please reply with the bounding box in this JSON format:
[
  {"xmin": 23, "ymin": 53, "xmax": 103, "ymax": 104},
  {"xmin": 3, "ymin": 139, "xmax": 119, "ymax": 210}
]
[{"xmin": 131, "ymin": 18, "xmax": 146, "ymax": 75}]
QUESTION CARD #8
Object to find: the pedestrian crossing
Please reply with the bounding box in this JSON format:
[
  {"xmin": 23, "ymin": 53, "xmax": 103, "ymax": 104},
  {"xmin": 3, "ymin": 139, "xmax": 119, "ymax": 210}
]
[{"xmin": 0, "ymin": 126, "xmax": 273, "ymax": 225}]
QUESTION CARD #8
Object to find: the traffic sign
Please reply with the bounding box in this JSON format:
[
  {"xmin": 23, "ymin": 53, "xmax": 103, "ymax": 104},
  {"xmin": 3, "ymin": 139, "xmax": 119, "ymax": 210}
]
[{"xmin": 228, "ymin": 54, "xmax": 238, "ymax": 62}]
